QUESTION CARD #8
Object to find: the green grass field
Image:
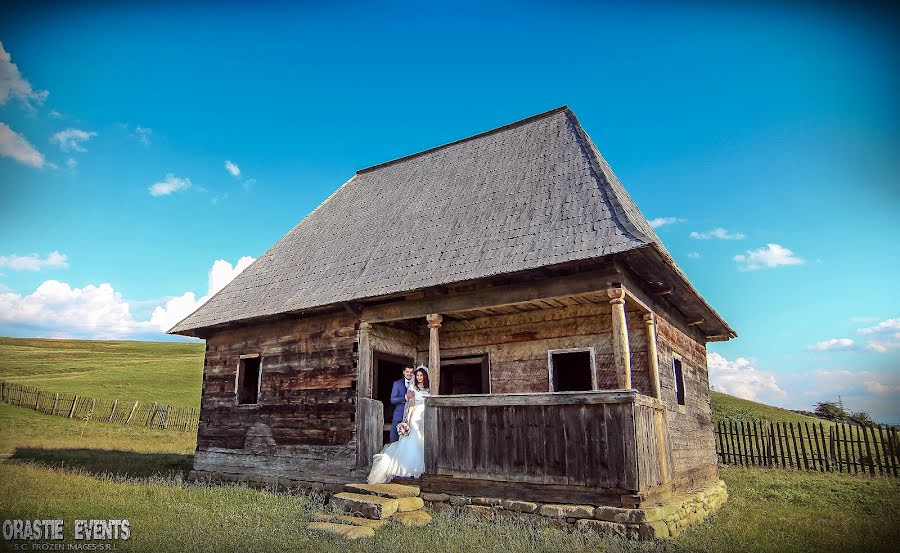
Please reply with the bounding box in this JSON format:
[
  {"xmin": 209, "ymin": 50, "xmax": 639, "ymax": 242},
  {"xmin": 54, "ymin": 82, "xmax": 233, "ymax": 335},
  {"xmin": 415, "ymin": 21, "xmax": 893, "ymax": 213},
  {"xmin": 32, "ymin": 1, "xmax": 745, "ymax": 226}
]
[
  {"xmin": 1, "ymin": 337, "xmax": 897, "ymax": 552},
  {"xmin": 0, "ymin": 337, "xmax": 204, "ymax": 407}
]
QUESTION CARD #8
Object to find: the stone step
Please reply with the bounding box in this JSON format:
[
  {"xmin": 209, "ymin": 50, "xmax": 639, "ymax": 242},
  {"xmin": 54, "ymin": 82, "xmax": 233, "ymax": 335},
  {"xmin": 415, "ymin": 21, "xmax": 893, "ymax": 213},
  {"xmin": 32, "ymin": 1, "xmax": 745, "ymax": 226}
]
[
  {"xmin": 397, "ymin": 497, "xmax": 425, "ymax": 512},
  {"xmin": 391, "ymin": 510, "xmax": 433, "ymax": 527},
  {"xmin": 330, "ymin": 492, "xmax": 399, "ymax": 520},
  {"xmin": 312, "ymin": 512, "xmax": 389, "ymax": 529},
  {"xmin": 307, "ymin": 521, "xmax": 374, "ymax": 540},
  {"xmin": 344, "ymin": 483, "xmax": 421, "ymax": 499}
]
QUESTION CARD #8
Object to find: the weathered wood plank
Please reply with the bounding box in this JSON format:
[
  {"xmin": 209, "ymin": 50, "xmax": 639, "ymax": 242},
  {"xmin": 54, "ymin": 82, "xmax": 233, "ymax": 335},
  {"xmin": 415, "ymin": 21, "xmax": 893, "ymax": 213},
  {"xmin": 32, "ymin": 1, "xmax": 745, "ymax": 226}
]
[
  {"xmin": 421, "ymin": 392, "xmax": 671, "ymax": 493},
  {"xmin": 356, "ymin": 398, "xmax": 383, "ymax": 467},
  {"xmin": 423, "ymin": 402, "xmax": 438, "ymax": 472},
  {"xmin": 424, "ymin": 390, "xmax": 662, "ymax": 408},
  {"xmin": 861, "ymin": 424, "xmax": 875, "ymax": 477},
  {"xmin": 420, "ymin": 473, "xmax": 638, "ymax": 507}
]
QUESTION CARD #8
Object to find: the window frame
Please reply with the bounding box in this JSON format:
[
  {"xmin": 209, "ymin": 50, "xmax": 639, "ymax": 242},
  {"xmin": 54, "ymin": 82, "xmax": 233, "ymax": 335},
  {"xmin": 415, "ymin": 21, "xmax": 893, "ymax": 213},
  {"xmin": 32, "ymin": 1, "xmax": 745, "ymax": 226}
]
[
  {"xmin": 235, "ymin": 353, "xmax": 263, "ymax": 406},
  {"xmin": 672, "ymin": 352, "xmax": 686, "ymax": 410},
  {"xmin": 440, "ymin": 353, "xmax": 492, "ymax": 395},
  {"xmin": 547, "ymin": 347, "xmax": 597, "ymax": 392}
]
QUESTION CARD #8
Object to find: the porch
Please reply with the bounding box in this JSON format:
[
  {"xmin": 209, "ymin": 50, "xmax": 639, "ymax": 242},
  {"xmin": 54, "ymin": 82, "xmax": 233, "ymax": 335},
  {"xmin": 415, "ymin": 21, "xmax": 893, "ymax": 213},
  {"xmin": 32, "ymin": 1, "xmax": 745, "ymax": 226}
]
[
  {"xmin": 352, "ymin": 264, "xmax": 686, "ymax": 507},
  {"xmin": 420, "ymin": 390, "xmax": 674, "ymax": 506}
]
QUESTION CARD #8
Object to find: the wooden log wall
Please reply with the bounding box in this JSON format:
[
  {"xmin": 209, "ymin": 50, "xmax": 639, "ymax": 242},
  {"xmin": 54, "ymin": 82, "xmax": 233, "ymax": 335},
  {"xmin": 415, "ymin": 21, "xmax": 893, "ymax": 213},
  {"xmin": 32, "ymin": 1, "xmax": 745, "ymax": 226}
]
[
  {"xmin": 193, "ymin": 311, "xmax": 359, "ymax": 482},
  {"xmin": 421, "ymin": 391, "xmax": 673, "ymax": 505},
  {"xmin": 370, "ymin": 323, "xmax": 417, "ymax": 361},
  {"xmin": 413, "ymin": 303, "xmax": 654, "ymax": 397},
  {"xmin": 654, "ymin": 313, "xmax": 719, "ymax": 490}
]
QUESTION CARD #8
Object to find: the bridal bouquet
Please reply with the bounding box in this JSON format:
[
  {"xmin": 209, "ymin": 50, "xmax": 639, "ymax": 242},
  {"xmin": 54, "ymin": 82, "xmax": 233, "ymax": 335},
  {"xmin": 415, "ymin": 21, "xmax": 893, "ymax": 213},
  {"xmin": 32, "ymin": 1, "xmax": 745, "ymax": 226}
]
[{"xmin": 397, "ymin": 390, "xmax": 416, "ymax": 437}]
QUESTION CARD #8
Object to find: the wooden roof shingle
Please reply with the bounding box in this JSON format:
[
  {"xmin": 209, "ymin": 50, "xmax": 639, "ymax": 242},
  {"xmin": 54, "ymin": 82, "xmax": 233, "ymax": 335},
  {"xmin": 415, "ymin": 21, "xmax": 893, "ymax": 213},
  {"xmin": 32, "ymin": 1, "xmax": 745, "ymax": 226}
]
[{"xmin": 169, "ymin": 107, "xmax": 733, "ymax": 338}]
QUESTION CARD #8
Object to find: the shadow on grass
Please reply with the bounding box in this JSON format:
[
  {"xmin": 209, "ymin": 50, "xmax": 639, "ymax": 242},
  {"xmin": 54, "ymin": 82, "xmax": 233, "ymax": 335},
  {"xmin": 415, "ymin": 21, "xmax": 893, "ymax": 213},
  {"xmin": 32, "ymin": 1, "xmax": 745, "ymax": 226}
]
[{"xmin": 8, "ymin": 447, "xmax": 194, "ymax": 478}]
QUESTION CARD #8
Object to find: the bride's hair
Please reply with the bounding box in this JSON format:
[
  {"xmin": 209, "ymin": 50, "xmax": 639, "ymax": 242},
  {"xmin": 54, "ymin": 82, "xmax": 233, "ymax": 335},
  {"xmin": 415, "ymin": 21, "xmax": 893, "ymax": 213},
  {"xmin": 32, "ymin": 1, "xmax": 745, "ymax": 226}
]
[{"xmin": 414, "ymin": 367, "xmax": 430, "ymax": 390}]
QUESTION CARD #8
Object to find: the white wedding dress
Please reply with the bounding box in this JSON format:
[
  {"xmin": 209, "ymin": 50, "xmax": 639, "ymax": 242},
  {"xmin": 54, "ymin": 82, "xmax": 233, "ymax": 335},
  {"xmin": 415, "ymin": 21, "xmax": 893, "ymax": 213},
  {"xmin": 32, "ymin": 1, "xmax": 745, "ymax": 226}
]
[{"xmin": 367, "ymin": 386, "xmax": 429, "ymax": 484}]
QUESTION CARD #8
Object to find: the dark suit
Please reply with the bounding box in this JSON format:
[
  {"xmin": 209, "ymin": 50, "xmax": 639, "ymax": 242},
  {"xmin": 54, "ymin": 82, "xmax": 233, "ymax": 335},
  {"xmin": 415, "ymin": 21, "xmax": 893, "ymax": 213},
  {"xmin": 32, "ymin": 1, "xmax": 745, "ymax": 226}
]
[{"xmin": 389, "ymin": 377, "xmax": 412, "ymax": 442}]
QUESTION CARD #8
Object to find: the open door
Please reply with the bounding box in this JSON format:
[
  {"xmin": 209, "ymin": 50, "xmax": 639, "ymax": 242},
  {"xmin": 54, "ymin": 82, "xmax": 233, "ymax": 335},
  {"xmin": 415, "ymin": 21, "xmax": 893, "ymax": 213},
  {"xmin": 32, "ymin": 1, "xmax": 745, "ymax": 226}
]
[{"xmin": 373, "ymin": 351, "xmax": 414, "ymax": 443}]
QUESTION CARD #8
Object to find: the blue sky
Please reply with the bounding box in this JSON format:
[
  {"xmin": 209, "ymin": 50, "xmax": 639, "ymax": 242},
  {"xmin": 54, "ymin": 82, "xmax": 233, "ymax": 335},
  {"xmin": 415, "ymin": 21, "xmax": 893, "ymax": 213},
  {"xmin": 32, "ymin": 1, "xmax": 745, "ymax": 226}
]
[{"xmin": 1, "ymin": 2, "xmax": 897, "ymax": 421}]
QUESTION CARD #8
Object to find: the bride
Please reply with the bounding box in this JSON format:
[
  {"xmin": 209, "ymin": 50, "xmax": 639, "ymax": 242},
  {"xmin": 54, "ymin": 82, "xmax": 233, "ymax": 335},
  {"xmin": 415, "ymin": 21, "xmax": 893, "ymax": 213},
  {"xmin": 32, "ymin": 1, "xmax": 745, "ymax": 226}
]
[{"xmin": 367, "ymin": 365, "xmax": 430, "ymax": 484}]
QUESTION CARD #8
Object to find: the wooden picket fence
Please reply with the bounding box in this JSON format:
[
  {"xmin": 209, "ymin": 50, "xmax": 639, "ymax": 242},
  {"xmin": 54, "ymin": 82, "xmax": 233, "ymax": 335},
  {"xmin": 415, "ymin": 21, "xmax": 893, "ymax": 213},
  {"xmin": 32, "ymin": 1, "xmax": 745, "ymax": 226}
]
[
  {"xmin": 716, "ymin": 418, "xmax": 899, "ymax": 477},
  {"xmin": 0, "ymin": 380, "xmax": 199, "ymax": 432}
]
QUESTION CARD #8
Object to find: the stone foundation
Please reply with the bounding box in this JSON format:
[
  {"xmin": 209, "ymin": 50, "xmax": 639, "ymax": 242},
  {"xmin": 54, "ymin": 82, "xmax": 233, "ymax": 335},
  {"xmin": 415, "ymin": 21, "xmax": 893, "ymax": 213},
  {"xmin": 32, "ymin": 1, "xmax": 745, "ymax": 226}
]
[
  {"xmin": 422, "ymin": 480, "xmax": 728, "ymax": 540},
  {"xmin": 190, "ymin": 470, "xmax": 727, "ymax": 541}
]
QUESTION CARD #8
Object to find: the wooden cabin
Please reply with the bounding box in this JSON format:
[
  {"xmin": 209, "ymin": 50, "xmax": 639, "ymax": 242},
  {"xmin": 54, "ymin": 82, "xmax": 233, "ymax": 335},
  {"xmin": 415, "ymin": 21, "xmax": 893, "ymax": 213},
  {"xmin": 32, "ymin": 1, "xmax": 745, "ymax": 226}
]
[{"xmin": 170, "ymin": 106, "xmax": 735, "ymax": 511}]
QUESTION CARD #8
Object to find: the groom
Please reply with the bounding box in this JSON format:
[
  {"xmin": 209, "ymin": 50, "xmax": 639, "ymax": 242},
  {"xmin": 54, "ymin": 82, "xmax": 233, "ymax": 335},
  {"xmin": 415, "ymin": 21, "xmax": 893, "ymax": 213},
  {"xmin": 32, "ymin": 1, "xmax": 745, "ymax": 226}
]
[{"xmin": 389, "ymin": 366, "xmax": 415, "ymax": 442}]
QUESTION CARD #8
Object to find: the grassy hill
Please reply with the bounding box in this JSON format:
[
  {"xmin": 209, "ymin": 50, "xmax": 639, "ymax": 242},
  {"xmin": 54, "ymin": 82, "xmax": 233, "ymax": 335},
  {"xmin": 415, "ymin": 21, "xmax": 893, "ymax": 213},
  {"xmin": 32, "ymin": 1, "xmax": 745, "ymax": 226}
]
[
  {"xmin": 710, "ymin": 391, "xmax": 831, "ymax": 427},
  {"xmin": 0, "ymin": 337, "xmax": 203, "ymax": 407}
]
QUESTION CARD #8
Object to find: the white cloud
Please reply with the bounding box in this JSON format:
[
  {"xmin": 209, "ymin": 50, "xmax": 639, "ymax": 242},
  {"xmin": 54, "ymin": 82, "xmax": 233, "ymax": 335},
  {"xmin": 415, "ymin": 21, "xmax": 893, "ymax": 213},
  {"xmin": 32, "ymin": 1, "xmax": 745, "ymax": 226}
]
[
  {"xmin": 690, "ymin": 227, "xmax": 745, "ymax": 240},
  {"xmin": 0, "ymin": 280, "xmax": 156, "ymax": 339},
  {"xmin": 708, "ymin": 352, "xmax": 787, "ymax": 402},
  {"xmin": 814, "ymin": 369, "xmax": 855, "ymax": 377},
  {"xmin": 648, "ymin": 217, "xmax": 685, "ymax": 229},
  {"xmin": 150, "ymin": 256, "xmax": 255, "ymax": 332},
  {"xmin": 50, "ymin": 128, "xmax": 97, "ymax": 153},
  {"xmin": 0, "ymin": 251, "xmax": 68, "ymax": 271},
  {"xmin": 149, "ymin": 173, "xmax": 192, "ymax": 197},
  {"xmin": 133, "ymin": 125, "xmax": 152, "ymax": 146},
  {"xmin": 792, "ymin": 368, "xmax": 900, "ymax": 422},
  {"xmin": 0, "ymin": 41, "xmax": 48, "ymax": 112},
  {"xmin": 0, "ymin": 123, "xmax": 45, "ymax": 168},
  {"xmin": 0, "ymin": 256, "xmax": 255, "ymax": 340},
  {"xmin": 66, "ymin": 157, "xmax": 77, "ymax": 170},
  {"xmin": 687, "ymin": 252, "xmax": 700, "ymax": 259},
  {"xmin": 865, "ymin": 381, "xmax": 889, "ymax": 395},
  {"xmin": 733, "ymin": 243, "xmax": 804, "ymax": 271},
  {"xmin": 224, "ymin": 160, "xmax": 241, "ymax": 177},
  {"xmin": 857, "ymin": 318, "xmax": 900, "ymax": 352},
  {"xmin": 807, "ymin": 338, "xmax": 856, "ymax": 352},
  {"xmin": 857, "ymin": 318, "xmax": 900, "ymax": 336},
  {"xmin": 867, "ymin": 343, "xmax": 893, "ymax": 353},
  {"xmin": 808, "ymin": 368, "xmax": 899, "ymax": 399}
]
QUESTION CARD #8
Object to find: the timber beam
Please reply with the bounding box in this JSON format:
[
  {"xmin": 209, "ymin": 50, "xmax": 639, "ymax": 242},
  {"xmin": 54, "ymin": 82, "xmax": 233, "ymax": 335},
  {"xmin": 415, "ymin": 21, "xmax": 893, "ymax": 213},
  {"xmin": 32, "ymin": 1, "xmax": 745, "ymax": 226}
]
[{"xmin": 359, "ymin": 267, "xmax": 620, "ymax": 323}]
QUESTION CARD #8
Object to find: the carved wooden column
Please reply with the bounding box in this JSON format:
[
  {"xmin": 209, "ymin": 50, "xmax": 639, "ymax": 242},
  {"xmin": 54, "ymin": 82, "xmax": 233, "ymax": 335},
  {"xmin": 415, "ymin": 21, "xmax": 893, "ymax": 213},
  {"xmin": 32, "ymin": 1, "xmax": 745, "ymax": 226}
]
[
  {"xmin": 644, "ymin": 313, "xmax": 662, "ymax": 400},
  {"xmin": 427, "ymin": 313, "xmax": 443, "ymax": 394},
  {"xmin": 357, "ymin": 321, "xmax": 373, "ymax": 398},
  {"xmin": 607, "ymin": 288, "xmax": 632, "ymax": 389}
]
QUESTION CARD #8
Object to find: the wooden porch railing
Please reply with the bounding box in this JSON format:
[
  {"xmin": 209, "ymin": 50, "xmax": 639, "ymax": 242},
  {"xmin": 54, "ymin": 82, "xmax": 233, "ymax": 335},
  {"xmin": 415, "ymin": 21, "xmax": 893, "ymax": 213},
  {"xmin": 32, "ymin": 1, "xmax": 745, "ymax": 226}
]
[{"xmin": 421, "ymin": 390, "xmax": 673, "ymax": 503}]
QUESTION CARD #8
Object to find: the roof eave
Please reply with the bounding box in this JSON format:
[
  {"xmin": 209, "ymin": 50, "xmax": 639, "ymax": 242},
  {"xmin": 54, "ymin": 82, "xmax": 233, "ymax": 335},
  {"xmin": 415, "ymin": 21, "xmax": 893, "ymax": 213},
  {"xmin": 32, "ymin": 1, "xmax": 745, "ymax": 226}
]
[{"xmin": 646, "ymin": 242, "xmax": 737, "ymax": 340}]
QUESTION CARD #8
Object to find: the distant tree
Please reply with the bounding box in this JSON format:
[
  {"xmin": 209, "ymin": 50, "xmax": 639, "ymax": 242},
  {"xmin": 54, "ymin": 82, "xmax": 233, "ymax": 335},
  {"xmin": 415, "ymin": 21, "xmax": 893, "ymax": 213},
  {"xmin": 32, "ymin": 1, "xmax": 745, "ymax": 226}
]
[
  {"xmin": 815, "ymin": 401, "xmax": 848, "ymax": 421},
  {"xmin": 849, "ymin": 411, "xmax": 874, "ymax": 426}
]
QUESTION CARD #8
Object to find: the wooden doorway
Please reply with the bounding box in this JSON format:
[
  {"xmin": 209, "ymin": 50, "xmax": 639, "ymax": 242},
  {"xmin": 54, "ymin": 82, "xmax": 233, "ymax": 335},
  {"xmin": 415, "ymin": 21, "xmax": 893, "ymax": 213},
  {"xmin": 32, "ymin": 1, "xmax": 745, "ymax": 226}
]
[
  {"xmin": 440, "ymin": 354, "xmax": 490, "ymax": 395},
  {"xmin": 373, "ymin": 351, "xmax": 414, "ymax": 442}
]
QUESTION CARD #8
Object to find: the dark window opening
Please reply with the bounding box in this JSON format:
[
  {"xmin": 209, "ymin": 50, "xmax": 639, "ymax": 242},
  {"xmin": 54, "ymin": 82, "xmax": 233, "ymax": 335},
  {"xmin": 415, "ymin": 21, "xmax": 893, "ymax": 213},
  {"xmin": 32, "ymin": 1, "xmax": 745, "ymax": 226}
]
[
  {"xmin": 674, "ymin": 358, "xmax": 685, "ymax": 406},
  {"xmin": 440, "ymin": 355, "xmax": 490, "ymax": 395},
  {"xmin": 237, "ymin": 356, "xmax": 261, "ymax": 405},
  {"xmin": 551, "ymin": 350, "xmax": 593, "ymax": 392}
]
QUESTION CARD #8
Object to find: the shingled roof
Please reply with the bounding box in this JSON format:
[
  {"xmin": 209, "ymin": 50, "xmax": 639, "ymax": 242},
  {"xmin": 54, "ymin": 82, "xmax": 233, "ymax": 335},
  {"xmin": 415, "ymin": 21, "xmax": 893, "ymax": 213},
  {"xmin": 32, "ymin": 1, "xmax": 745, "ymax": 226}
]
[{"xmin": 169, "ymin": 107, "xmax": 733, "ymax": 338}]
